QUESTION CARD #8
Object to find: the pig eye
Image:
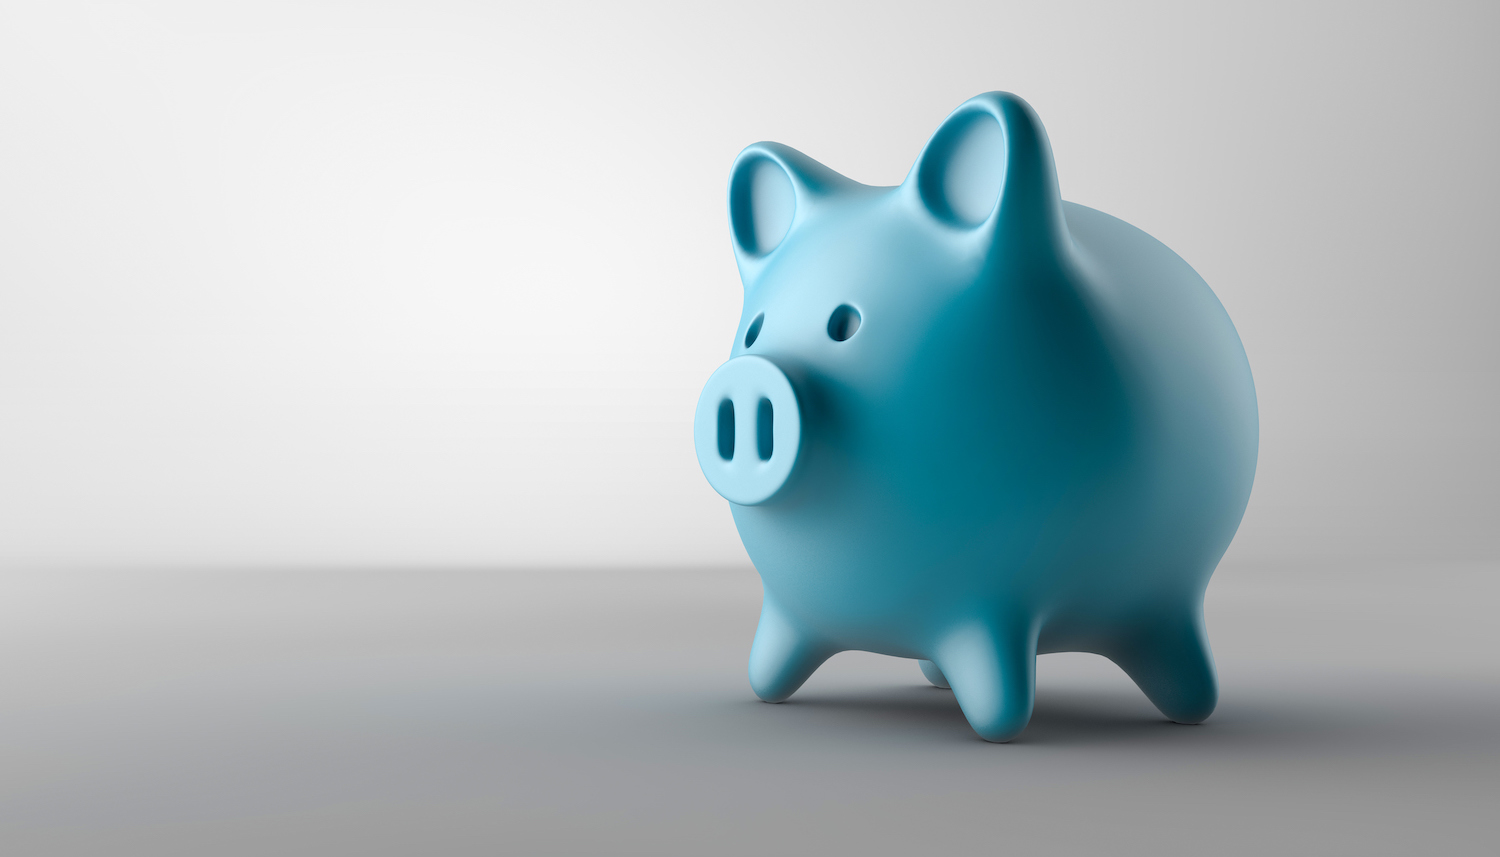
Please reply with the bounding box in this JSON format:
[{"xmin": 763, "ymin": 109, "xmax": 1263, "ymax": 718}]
[
  {"xmin": 744, "ymin": 313, "xmax": 764, "ymax": 348},
  {"xmin": 827, "ymin": 305, "xmax": 861, "ymax": 341}
]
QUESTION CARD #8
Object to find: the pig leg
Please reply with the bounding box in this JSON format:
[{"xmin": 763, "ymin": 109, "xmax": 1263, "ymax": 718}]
[
  {"xmin": 747, "ymin": 595, "xmax": 837, "ymax": 703},
  {"xmin": 932, "ymin": 622, "xmax": 1038, "ymax": 743},
  {"xmin": 1108, "ymin": 605, "xmax": 1218, "ymax": 725},
  {"xmin": 917, "ymin": 659, "xmax": 950, "ymax": 689}
]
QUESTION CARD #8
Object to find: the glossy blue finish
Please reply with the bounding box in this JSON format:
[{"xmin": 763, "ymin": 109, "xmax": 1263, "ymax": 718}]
[{"xmin": 693, "ymin": 92, "xmax": 1258, "ymax": 742}]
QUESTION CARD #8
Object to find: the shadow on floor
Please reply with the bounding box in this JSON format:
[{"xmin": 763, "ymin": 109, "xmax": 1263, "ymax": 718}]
[
  {"xmin": 744, "ymin": 684, "xmax": 1173, "ymax": 745},
  {"xmin": 732, "ymin": 679, "xmax": 1500, "ymax": 751}
]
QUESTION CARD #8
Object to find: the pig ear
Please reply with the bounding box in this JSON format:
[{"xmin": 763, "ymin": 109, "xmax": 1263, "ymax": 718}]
[
  {"xmin": 906, "ymin": 92, "xmax": 1069, "ymax": 267},
  {"xmin": 728, "ymin": 142, "xmax": 856, "ymax": 287}
]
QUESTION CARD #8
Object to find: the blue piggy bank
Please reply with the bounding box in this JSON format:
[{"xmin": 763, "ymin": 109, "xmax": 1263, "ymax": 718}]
[{"xmin": 693, "ymin": 92, "xmax": 1257, "ymax": 742}]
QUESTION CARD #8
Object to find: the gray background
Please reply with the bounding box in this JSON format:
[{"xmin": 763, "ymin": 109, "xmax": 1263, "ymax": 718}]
[
  {"xmin": 0, "ymin": 1, "xmax": 1496, "ymax": 854},
  {"xmin": 1, "ymin": 0, "xmax": 1495, "ymax": 568}
]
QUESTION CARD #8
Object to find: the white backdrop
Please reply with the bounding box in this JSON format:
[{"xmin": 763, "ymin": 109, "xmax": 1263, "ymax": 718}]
[{"xmin": 1, "ymin": 0, "xmax": 1495, "ymax": 570}]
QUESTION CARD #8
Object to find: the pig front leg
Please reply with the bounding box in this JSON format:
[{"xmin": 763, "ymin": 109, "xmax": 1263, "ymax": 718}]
[
  {"xmin": 917, "ymin": 659, "xmax": 950, "ymax": 689},
  {"xmin": 747, "ymin": 594, "xmax": 837, "ymax": 703},
  {"xmin": 932, "ymin": 621, "xmax": 1038, "ymax": 743},
  {"xmin": 1108, "ymin": 605, "xmax": 1218, "ymax": 725}
]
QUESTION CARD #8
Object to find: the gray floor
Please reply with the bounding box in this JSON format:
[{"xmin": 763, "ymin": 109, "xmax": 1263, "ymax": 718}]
[{"xmin": 0, "ymin": 563, "xmax": 1495, "ymax": 855}]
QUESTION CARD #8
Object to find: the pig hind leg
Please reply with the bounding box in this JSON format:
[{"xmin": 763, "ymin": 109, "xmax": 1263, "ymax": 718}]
[
  {"xmin": 748, "ymin": 596, "xmax": 838, "ymax": 703},
  {"xmin": 1107, "ymin": 604, "xmax": 1218, "ymax": 725}
]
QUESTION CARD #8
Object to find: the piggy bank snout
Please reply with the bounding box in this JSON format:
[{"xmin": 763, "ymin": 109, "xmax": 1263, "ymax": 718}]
[{"xmin": 694, "ymin": 356, "xmax": 802, "ymax": 506}]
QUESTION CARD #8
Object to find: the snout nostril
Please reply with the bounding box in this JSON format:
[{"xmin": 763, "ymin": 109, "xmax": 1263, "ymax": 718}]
[
  {"xmin": 757, "ymin": 398, "xmax": 773, "ymax": 461},
  {"xmin": 717, "ymin": 399, "xmax": 735, "ymax": 460}
]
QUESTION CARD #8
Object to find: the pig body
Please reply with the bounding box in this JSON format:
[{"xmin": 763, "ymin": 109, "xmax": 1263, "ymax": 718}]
[{"xmin": 693, "ymin": 92, "xmax": 1257, "ymax": 742}]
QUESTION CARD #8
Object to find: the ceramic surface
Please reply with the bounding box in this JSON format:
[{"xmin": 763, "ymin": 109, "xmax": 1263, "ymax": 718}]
[{"xmin": 694, "ymin": 92, "xmax": 1257, "ymax": 742}]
